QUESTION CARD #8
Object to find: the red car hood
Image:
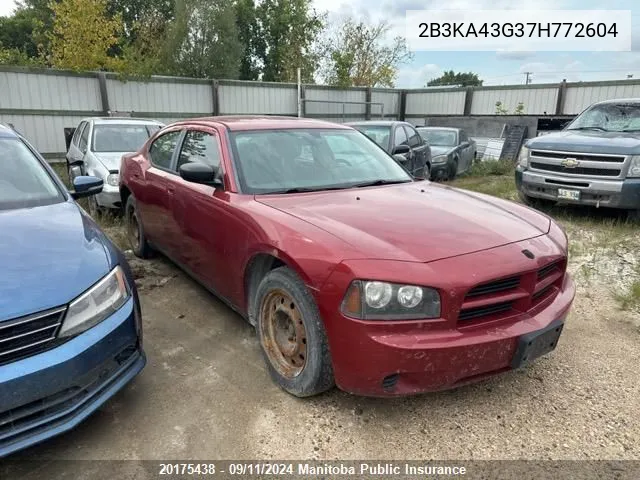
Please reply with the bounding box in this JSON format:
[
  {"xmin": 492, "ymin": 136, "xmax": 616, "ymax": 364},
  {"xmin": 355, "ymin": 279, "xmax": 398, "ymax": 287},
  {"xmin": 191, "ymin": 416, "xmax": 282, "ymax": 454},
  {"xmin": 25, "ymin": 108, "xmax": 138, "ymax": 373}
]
[{"xmin": 256, "ymin": 182, "xmax": 551, "ymax": 263}]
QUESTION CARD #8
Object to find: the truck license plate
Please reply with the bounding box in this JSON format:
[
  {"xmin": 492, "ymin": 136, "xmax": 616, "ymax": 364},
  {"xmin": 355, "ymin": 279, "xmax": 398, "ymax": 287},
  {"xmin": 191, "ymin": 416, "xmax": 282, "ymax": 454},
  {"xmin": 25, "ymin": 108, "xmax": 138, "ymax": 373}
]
[{"xmin": 557, "ymin": 188, "xmax": 580, "ymax": 201}]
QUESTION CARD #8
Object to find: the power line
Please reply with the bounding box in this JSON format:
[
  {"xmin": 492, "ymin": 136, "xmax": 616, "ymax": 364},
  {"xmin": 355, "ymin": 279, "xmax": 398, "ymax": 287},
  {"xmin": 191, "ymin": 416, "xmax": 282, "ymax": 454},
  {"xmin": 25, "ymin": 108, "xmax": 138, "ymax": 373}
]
[{"xmin": 484, "ymin": 67, "xmax": 640, "ymax": 80}]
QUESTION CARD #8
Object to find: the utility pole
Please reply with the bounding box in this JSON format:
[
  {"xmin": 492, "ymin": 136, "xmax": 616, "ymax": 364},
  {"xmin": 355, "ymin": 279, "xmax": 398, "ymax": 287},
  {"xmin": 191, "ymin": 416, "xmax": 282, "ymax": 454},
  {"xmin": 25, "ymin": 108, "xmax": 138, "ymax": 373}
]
[{"xmin": 524, "ymin": 72, "xmax": 533, "ymax": 84}]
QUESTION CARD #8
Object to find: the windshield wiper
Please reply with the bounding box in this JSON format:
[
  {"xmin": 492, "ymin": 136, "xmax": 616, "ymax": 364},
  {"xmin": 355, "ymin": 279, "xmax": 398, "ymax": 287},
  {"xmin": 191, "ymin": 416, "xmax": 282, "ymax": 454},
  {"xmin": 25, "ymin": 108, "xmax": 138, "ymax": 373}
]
[
  {"xmin": 266, "ymin": 186, "xmax": 352, "ymax": 194},
  {"xmin": 351, "ymin": 179, "xmax": 412, "ymax": 188},
  {"xmin": 621, "ymin": 128, "xmax": 640, "ymax": 132},
  {"xmin": 568, "ymin": 126, "xmax": 608, "ymax": 132}
]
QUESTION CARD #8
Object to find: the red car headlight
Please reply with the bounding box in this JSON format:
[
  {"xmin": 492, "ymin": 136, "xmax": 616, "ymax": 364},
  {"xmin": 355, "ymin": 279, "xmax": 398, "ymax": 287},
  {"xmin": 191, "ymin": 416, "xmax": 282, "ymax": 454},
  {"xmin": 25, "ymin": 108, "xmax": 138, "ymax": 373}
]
[{"xmin": 341, "ymin": 280, "xmax": 441, "ymax": 320}]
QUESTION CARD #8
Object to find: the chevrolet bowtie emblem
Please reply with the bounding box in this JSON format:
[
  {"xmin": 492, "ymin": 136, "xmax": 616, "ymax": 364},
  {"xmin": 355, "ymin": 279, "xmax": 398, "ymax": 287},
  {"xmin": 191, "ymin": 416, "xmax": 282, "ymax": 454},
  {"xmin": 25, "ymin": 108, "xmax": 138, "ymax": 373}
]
[{"xmin": 562, "ymin": 158, "xmax": 580, "ymax": 168}]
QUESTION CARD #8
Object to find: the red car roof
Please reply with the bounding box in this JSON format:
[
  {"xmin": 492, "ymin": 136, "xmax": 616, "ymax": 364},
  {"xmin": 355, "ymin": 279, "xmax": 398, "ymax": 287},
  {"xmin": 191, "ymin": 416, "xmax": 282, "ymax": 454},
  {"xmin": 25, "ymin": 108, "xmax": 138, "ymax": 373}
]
[{"xmin": 171, "ymin": 116, "xmax": 354, "ymax": 131}]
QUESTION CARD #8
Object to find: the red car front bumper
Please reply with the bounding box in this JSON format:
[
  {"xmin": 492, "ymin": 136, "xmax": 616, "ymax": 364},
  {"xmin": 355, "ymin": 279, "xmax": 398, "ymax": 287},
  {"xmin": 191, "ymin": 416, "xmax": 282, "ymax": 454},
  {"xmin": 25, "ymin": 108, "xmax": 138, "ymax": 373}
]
[{"xmin": 317, "ymin": 237, "xmax": 576, "ymax": 397}]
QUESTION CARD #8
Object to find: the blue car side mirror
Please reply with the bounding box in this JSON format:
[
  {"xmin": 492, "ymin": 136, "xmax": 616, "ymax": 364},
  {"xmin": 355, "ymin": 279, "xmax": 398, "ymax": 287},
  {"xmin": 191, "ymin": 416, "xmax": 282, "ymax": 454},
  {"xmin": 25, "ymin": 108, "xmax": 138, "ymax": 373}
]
[{"xmin": 71, "ymin": 176, "xmax": 103, "ymax": 200}]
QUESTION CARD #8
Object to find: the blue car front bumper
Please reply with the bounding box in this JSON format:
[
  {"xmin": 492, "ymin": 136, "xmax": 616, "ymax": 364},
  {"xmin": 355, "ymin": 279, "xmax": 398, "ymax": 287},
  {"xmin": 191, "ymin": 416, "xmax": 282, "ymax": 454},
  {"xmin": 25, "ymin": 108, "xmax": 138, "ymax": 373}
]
[{"xmin": 0, "ymin": 297, "xmax": 145, "ymax": 458}]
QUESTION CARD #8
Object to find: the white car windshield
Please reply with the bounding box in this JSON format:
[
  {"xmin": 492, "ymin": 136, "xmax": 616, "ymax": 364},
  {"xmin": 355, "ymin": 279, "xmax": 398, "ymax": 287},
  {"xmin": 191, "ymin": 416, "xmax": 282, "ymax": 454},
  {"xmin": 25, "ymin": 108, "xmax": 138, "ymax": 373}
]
[
  {"xmin": 230, "ymin": 129, "xmax": 412, "ymax": 194},
  {"xmin": 567, "ymin": 103, "xmax": 640, "ymax": 132},
  {"xmin": 92, "ymin": 124, "xmax": 160, "ymax": 152},
  {"xmin": 0, "ymin": 138, "xmax": 64, "ymax": 210}
]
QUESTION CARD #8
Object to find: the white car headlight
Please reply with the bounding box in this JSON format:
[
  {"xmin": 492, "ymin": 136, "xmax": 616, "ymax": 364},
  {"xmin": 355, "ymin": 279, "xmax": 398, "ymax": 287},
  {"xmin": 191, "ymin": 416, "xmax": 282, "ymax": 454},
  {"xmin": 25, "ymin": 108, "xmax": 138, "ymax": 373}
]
[
  {"xmin": 432, "ymin": 155, "xmax": 448, "ymax": 164},
  {"xmin": 106, "ymin": 173, "xmax": 120, "ymax": 187},
  {"xmin": 627, "ymin": 156, "xmax": 640, "ymax": 178},
  {"xmin": 59, "ymin": 266, "xmax": 129, "ymax": 337},
  {"xmin": 518, "ymin": 146, "xmax": 530, "ymax": 168}
]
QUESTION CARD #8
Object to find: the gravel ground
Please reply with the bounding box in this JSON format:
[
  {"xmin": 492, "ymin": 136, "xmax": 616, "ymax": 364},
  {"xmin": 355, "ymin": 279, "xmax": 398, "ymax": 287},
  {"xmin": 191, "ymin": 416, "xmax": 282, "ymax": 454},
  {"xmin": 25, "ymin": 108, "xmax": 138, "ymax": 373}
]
[
  {"xmin": 8, "ymin": 219, "xmax": 638, "ymax": 466},
  {"xmin": 9, "ymin": 166, "xmax": 640, "ymax": 474}
]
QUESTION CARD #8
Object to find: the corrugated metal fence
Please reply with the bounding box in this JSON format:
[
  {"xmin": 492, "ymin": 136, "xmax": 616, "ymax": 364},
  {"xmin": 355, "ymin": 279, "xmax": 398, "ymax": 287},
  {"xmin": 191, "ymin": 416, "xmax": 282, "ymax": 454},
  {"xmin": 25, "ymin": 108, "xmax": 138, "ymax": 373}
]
[{"xmin": 3, "ymin": 66, "xmax": 640, "ymax": 158}]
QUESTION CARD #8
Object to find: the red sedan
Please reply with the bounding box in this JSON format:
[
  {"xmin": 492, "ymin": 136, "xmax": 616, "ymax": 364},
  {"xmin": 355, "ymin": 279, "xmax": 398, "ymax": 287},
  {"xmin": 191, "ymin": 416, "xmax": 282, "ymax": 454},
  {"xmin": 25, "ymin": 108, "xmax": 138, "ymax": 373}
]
[{"xmin": 120, "ymin": 116, "xmax": 575, "ymax": 397}]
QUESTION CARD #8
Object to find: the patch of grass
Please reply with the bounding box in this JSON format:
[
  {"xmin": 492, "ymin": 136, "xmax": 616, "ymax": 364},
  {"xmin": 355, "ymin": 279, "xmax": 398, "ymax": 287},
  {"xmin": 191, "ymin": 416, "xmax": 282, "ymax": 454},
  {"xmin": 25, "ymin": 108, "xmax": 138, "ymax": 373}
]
[
  {"xmin": 49, "ymin": 161, "xmax": 69, "ymax": 187},
  {"xmin": 450, "ymin": 174, "xmax": 517, "ymax": 201},
  {"xmin": 615, "ymin": 279, "xmax": 640, "ymax": 312},
  {"xmin": 465, "ymin": 159, "xmax": 515, "ymax": 177}
]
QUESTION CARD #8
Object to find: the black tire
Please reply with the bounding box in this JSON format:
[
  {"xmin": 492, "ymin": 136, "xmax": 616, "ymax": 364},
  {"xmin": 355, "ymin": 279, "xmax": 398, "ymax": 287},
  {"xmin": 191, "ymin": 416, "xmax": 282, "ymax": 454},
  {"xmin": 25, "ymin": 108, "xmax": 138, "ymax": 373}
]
[
  {"xmin": 87, "ymin": 194, "xmax": 102, "ymax": 219},
  {"xmin": 517, "ymin": 189, "xmax": 554, "ymax": 210},
  {"xmin": 254, "ymin": 266, "xmax": 334, "ymax": 397},
  {"xmin": 626, "ymin": 209, "xmax": 640, "ymax": 223},
  {"xmin": 125, "ymin": 195, "xmax": 153, "ymax": 258},
  {"xmin": 447, "ymin": 158, "xmax": 458, "ymax": 181}
]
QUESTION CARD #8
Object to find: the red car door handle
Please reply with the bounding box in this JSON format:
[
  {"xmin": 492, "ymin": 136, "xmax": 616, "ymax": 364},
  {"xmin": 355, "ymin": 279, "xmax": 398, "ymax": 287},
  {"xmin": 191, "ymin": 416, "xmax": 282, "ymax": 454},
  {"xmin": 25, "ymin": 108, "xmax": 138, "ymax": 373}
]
[{"xmin": 167, "ymin": 186, "xmax": 175, "ymax": 194}]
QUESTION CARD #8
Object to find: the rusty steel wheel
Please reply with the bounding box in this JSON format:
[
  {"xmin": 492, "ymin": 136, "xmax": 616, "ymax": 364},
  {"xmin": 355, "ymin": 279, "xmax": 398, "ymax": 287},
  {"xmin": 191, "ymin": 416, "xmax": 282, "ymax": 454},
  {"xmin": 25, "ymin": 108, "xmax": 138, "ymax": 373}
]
[
  {"xmin": 260, "ymin": 289, "xmax": 307, "ymax": 378},
  {"xmin": 125, "ymin": 195, "xmax": 152, "ymax": 258},
  {"xmin": 127, "ymin": 209, "xmax": 141, "ymax": 251},
  {"xmin": 254, "ymin": 267, "xmax": 334, "ymax": 397}
]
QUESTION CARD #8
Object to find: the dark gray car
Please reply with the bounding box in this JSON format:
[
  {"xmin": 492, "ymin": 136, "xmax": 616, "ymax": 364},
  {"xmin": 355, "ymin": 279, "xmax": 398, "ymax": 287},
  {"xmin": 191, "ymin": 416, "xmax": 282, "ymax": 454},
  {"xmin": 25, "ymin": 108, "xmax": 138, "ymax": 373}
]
[
  {"xmin": 347, "ymin": 121, "xmax": 431, "ymax": 180},
  {"xmin": 417, "ymin": 127, "xmax": 476, "ymax": 180}
]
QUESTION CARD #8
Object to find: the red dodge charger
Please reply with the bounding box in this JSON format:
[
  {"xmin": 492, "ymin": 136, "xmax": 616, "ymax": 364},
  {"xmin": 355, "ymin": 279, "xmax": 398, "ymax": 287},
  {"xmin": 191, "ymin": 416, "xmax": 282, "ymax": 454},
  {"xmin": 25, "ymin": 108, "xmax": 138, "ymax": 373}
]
[{"xmin": 120, "ymin": 116, "xmax": 575, "ymax": 397}]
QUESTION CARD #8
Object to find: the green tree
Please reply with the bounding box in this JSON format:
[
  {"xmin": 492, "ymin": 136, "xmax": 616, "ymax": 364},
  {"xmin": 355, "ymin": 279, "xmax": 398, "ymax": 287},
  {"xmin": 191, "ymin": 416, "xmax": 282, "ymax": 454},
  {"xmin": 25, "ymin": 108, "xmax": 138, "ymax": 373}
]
[
  {"xmin": 257, "ymin": 0, "xmax": 324, "ymax": 83},
  {"xmin": 106, "ymin": 0, "xmax": 173, "ymax": 42},
  {"xmin": 235, "ymin": 0, "xmax": 263, "ymax": 80},
  {"xmin": 427, "ymin": 70, "xmax": 483, "ymax": 87},
  {"xmin": 319, "ymin": 20, "xmax": 412, "ymax": 87},
  {"xmin": 163, "ymin": 0, "xmax": 242, "ymax": 79},
  {"xmin": 48, "ymin": 0, "xmax": 124, "ymax": 71},
  {"xmin": 14, "ymin": 0, "xmax": 58, "ymax": 61},
  {"xmin": 0, "ymin": 9, "xmax": 41, "ymax": 59}
]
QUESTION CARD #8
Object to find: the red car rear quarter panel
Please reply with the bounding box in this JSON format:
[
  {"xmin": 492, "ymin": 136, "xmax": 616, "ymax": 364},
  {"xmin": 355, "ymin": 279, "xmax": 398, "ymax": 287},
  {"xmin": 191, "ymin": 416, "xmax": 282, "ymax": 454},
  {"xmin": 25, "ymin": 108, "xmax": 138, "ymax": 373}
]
[{"xmin": 317, "ymin": 234, "xmax": 574, "ymax": 396}]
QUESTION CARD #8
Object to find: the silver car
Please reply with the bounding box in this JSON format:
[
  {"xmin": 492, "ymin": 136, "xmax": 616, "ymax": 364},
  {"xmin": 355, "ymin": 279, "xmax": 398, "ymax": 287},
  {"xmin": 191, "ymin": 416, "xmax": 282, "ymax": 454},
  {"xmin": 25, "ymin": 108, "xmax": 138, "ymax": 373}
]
[{"xmin": 65, "ymin": 117, "xmax": 164, "ymax": 214}]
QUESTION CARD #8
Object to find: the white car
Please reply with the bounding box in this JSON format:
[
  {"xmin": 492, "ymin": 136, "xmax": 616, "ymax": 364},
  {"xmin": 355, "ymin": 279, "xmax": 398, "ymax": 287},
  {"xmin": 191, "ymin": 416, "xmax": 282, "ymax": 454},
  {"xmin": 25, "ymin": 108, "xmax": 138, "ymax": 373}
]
[{"xmin": 65, "ymin": 117, "xmax": 164, "ymax": 214}]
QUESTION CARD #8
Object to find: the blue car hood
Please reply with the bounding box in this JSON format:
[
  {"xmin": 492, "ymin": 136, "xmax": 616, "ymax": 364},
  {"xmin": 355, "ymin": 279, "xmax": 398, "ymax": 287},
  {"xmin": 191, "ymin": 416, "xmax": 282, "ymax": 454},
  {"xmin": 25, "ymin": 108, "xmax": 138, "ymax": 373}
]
[
  {"xmin": 0, "ymin": 201, "xmax": 111, "ymax": 322},
  {"xmin": 528, "ymin": 130, "xmax": 640, "ymax": 155}
]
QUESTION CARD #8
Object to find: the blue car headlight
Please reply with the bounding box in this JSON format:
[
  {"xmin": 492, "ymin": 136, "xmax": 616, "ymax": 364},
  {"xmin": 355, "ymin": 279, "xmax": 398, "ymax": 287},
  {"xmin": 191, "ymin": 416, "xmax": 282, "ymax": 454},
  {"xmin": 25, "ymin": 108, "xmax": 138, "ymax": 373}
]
[
  {"xmin": 59, "ymin": 266, "xmax": 129, "ymax": 337},
  {"xmin": 432, "ymin": 155, "xmax": 448, "ymax": 164}
]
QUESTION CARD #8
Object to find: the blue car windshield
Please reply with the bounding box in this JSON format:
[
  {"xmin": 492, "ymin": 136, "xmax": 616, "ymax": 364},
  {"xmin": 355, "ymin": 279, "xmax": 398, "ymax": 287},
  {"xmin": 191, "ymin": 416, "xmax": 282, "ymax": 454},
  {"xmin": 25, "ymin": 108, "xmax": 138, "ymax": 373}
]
[{"xmin": 0, "ymin": 138, "xmax": 64, "ymax": 210}]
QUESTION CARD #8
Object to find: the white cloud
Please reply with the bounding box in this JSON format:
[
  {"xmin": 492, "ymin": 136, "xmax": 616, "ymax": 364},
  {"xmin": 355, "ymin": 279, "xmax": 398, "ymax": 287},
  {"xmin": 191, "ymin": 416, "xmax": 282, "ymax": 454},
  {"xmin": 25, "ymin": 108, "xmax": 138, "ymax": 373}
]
[
  {"xmin": 495, "ymin": 51, "xmax": 536, "ymax": 61},
  {"xmin": 396, "ymin": 63, "xmax": 443, "ymax": 88},
  {"xmin": 0, "ymin": 0, "xmax": 16, "ymax": 16}
]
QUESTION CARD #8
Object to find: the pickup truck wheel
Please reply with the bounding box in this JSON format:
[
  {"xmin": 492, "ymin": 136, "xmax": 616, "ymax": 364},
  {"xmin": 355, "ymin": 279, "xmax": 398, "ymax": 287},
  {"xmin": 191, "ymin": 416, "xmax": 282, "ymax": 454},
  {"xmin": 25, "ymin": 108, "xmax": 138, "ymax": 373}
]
[
  {"xmin": 255, "ymin": 266, "xmax": 334, "ymax": 397},
  {"xmin": 518, "ymin": 190, "xmax": 554, "ymax": 210},
  {"xmin": 627, "ymin": 209, "xmax": 640, "ymax": 223},
  {"xmin": 125, "ymin": 195, "xmax": 153, "ymax": 258}
]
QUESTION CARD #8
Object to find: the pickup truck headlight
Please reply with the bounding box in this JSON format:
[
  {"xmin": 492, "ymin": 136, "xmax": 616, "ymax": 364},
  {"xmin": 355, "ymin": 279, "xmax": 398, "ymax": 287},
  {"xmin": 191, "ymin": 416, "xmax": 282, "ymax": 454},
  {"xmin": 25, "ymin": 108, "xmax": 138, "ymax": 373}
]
[
  {"xmin": 518, "ymin": 146, "xmax": 530, "ymax": 168},
  {"xmin": 106, "ymin": 173, "xmax": 120, "ymax": 187},
  {"xmin": 59, "ymin": 266, "xmax": 129, "ymax": 337},
  {"xmin": 432, "ymin": 155, "xmax": 448, "ymax": 164},
  {"xmin": 627, "ymin": 156, "xmax": 640, "ymax": 177},
  {"xmin": 341, "ymin": 280, "xmax": 441, "ymax": 320}
]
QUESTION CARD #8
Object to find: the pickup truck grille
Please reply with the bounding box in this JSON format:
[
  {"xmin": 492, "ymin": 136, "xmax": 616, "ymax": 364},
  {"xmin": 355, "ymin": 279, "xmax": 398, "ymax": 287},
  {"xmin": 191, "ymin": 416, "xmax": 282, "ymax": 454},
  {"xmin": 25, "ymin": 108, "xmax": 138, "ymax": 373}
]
[
  {"xmin": 530, "ymin": 162, "xmax": 621, "ymax": 177},
  {"xmin": 458, "ymin": 259, "xmax": 566, "ymax": 325},
  {"xmin": 0, "ymin": 307, "xmax": 65, "ymax": 366},
  {"xmin": 529, "ymin": 150, "xmax": 627, "ymax": 179}
]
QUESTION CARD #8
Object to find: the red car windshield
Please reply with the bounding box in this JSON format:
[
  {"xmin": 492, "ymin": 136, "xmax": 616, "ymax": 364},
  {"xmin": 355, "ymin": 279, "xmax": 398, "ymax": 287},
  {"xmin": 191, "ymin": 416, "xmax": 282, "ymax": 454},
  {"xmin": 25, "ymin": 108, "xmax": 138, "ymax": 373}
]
[{"xmin": 229, "ymin": 128, "xmax": 412, "ymax": 194}]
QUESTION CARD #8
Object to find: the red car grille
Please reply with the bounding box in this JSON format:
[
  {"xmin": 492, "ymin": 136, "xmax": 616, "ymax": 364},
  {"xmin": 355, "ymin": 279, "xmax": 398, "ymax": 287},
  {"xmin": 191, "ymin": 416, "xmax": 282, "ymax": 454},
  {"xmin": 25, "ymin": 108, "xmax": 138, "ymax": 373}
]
[{"xmin": 458, "ymin": 259, "xmax": 566, "ymax": 324}]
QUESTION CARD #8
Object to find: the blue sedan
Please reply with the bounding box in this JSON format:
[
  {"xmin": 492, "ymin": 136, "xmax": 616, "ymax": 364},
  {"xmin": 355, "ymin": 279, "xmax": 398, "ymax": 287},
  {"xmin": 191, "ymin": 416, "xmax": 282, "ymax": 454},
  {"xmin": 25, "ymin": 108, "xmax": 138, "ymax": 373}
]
[{"xmin": 0, "ymin": 124, "xmax": 146, "ymax": 457}]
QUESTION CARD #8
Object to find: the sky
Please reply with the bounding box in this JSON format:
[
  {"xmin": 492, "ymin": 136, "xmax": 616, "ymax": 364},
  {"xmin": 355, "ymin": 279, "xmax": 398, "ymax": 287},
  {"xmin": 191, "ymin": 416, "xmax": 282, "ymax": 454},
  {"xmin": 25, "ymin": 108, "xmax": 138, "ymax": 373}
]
[{"xmin": 1, "ymin": 0, "xmax": 640, "ymax": 87}]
